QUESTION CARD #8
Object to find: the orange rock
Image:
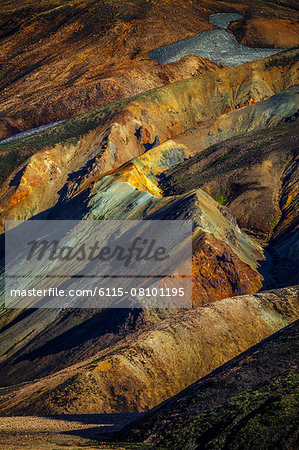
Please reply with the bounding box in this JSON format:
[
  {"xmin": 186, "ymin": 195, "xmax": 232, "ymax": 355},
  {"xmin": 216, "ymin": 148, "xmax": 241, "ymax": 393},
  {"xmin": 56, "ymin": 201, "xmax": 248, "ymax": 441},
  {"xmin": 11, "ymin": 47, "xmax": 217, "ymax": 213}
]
[{"xmin": 240, "ymin": 19, "xmax": 299, "ymax": 49}]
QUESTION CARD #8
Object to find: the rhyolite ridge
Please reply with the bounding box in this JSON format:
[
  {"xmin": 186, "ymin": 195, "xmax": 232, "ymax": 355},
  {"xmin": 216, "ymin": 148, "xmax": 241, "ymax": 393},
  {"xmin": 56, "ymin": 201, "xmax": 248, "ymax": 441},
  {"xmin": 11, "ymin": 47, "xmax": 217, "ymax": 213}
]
[
  {"xmin": 0, "ymin": 47, "xmax": 298, "ymax": 408},
  {"xmin": 0, "ymin": 287, "xmax": 297, "ymax": 415}
]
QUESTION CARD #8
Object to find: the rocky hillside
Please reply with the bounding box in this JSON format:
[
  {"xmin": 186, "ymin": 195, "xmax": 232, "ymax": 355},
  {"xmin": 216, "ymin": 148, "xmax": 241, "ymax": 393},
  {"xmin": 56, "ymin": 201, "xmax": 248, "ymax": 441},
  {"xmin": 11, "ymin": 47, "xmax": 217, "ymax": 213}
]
[
  {"xmin": 118, "ymin": 318, "xmax": 299, "ymax": 448},
  {"xmin": 159, "ymin": 370, "xmax": 298, "ymax": 450},
  {"xmin": 1, "ymin": 0, "xmax": 298, "ymax": 140},
  {"xmin": 0, "ymin": 50, "xmax": 298, "ymax": 226},
  {"xmin": 0, "ymin": 2, "xmax": 298, "ymax": 447},
  {"xmin": 0, "ymin": 287, "xmax": 297, "ymax": 415},
  {"xmin": 160, "ymin": 118, "xmax": 298, "ymax": 240}
]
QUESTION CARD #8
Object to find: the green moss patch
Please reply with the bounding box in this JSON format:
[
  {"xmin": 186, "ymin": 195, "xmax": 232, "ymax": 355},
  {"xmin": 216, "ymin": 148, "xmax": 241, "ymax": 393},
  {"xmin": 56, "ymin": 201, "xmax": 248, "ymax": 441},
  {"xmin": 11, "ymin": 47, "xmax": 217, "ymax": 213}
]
[{"xmin": 161, "ymin": 369, "xmax": 299, "ymax": 450}]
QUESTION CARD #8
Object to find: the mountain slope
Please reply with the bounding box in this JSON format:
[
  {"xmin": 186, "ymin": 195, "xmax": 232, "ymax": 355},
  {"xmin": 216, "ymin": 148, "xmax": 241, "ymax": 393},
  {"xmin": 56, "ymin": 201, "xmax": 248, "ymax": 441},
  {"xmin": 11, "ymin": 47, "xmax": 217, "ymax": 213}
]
[
  {"xmin": 1, "ymin": 0, "xmax": 298, "ymax": 140},
  {"xmin": 0, "ymin": 4, "xmax": 298, "ymax": 445},
  {"xmin": 0, "ymin": 286, "xmax": 297, "ymax": 415},
  {"xmin": 158, "ymin": 369, "xmax": 299, "ymax": 450},
  {"xmin": 160, "ymin": 115, "xmax": 299, "ymax": 241},
  {"xmin": 0, "ymin": 50, "xmax": 298, "ymax": 228},
  {"xmin": 117, "ymin": 318, "xmax": 299, "ymax": 447}
]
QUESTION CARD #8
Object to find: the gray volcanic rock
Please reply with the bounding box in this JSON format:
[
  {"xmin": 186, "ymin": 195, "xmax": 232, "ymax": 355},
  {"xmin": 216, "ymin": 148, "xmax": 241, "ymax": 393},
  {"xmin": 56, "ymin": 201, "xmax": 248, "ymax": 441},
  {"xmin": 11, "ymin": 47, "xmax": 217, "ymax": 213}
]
[
  {"xmin": 209, "ymin": 12, "xmax": 243, "ymax": 30},
  {"xmin": 0, "ymin": 121, "xmax": 65, "ymax": 146},
  {"xmin": 149, "ymin": 27, "xmax": 283, "ymax": 66}
]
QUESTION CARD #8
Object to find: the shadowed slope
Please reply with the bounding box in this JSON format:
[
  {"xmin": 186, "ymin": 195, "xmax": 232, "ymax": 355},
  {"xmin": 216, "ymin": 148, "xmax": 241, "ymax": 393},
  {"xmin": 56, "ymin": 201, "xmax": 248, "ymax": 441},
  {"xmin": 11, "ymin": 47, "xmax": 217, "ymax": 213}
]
[
  {"xmin": 117, "ymin": 318, "xmax": 299, "ymax": 446},
  {"xmin": 159, "ymin": 115, "xmax": 299, "ymax": 241},
  {"xmin": 157, "ymin": 370, "xmax": 299, "ymax": 450},
  {"xmin": 0, "ymin": 179, "xmax": 264, "ymax": 385}
]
